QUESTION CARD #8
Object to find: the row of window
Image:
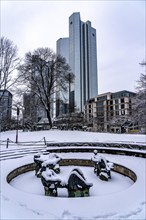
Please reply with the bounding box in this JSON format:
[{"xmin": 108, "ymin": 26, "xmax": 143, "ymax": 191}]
[
  {"xmin": 96, "ymin": 98, "xmax": 132, "ymax": 107},
  {"xmin": 86, "ymin": 102, "xmax": 132, "ymax": 111},
  {"xmin": 86, "ymin": 104, "xmax": 132, "ymax": 112},
  {"xmin": 97, "ymin": 109, "xmax": 132, "ymax": 117},
  {"xmin": 112, "ymin": 91, "xmax": 135, "ymax": 99}
]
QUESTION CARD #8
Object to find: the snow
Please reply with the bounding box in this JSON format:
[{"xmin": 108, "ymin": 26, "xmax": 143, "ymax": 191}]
[
  {"xmin": 68, "ymin": 167, "xmax": 93, "ymax": 187},
  {"xmin": 41, "ymin": 169, "xmax": 62, "ymax": 182},
  {"xmin": 42, "ymin": 153, "xmax": 62, "ymax": 166},
  {"xmin": 0, "ymin": 130, "xmax": 146, "ymax": 219},
  {"xmin": 91, "ymin": 153, "xmax": 113, "ymax": 171},
  {"xmin": 10, "ymin": 166, "xmax": 134, "ymax": 197},
  {"xmin": 0, "ymin": 130, "xmax": 146, "ymax": 146}
]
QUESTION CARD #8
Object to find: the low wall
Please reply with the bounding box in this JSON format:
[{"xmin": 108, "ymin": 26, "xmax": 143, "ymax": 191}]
[
  {"xmin": 46, "ymin": 147, "xmax": 146, "ymax": 158},
  {"xmin": 7, "ymin": 159, "xmax": 137, "ymax": 183},
  {"xmin": 7, "ymin": 163, "xmax": 35, "ymax": 183},
  {"xmin": 60, "ymin": 159, "xmax": 137, "ymax": 182},
  {"xmin": 47, "ymin": 142, "xmax": 146, "ymax": 151}
]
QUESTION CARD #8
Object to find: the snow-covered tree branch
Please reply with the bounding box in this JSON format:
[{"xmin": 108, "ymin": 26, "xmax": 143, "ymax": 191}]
[
  {"xmin": 132, "ymin": 72, "xmax": 146, "ymax": 132},
  {"xmin": 0, "ymin": 36, "xmax": 21, "ymax": 100}
]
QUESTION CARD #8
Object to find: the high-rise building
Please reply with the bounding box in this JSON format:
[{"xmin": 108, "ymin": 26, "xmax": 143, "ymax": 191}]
[
  {"xmin": 0, "ymin": 90, "xmax": 12, "ymax": 129},
  {"xmin": 56, "ymin": 38, "xmax": 70, "ymax": 116},
  {"xmin": 57, "ymin": 38, "xmax": 69, "ymax": 63},
  {"xmin": 56, "ymin": 12, "xmax": 98, "ymax": 114}
]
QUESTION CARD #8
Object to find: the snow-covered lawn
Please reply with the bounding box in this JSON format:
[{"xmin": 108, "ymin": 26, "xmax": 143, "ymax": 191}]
[
  {"xmin": 0, "ymin": 130, "xmax": 146, "ymax": 145},
  {"xmin": 0, "ymin": 130, "xmax": 146, "ymax": 219}
]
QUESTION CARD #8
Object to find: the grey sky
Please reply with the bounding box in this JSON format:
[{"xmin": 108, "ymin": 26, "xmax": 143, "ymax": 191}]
[{"xmin": 1, "ymin": 0, "xmax": 145, "ymax": 94}]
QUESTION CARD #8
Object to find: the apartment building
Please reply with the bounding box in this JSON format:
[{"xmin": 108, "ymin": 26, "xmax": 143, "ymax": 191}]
[{"xmin": 84, "ymin": 90, "xmax": 136, "ymax": 133}]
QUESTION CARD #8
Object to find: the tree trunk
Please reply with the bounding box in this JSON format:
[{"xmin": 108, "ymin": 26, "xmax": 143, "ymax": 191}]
[{"xmin": 46, "ymin": 108, "xmax": 52, "ymax": 128}]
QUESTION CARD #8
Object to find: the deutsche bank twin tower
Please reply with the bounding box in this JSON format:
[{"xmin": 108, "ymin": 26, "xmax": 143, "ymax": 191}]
[{"xmin": 57, "ymin": 12, "xmax": 98, "ymax": 113}]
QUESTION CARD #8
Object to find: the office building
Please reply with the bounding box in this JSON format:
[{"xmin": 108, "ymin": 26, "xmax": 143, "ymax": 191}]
[
  {"xmin": 56, "ymin": 38, "xmax": 70, "ymax": 116},
  {"xmin": 56, "ymin": 12, "xmax": 98, "ymax": 114},
  {"xmin": 0, "ymin": 90, "xmax": 12, "ymax": 129}
]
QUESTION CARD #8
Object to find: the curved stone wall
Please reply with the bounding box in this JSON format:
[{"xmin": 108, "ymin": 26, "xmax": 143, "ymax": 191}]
[
  {"xmin": 60, "ymin": 159, "xmax": 137, "ymax": 182},
  {"xmin": 46, "ymin": 147, "xmax": 146, "ymax": 158},
  {"xmin": 7, "ymin": 163, "xmax": 35, "ymax": 183},
  {"xmin": 7, "ymin": 159, "xmax": 137, "ymax": 183}
]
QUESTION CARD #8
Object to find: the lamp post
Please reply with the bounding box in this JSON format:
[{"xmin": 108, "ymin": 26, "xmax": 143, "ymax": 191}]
[
  {"xmin": 68, "ymin": 73, "xmax": 71, "ymax": 129},
  {"xmin": 16, "ymin": 106, "xmax": 20, "ymax": 143}
]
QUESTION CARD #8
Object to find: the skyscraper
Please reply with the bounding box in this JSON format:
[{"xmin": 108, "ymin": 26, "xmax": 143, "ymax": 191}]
[
  {"xmin": 0, "ymin": 90, "xmax": 12, "ymax": 130},
  {"xmin": 56, "ymin": 38, "xmax": 70, "ymax": 115},
  {"xmin": 57, "ymin": 12, "xmax": 98, "ymax": 113}
]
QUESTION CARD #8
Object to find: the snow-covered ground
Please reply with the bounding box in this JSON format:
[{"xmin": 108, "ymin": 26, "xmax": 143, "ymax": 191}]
[
  {"xmin": 0, "ymin": 130, "xmax": 146, "ymax": 145},
  {"xmin": 0, "ymin": 130, "xmax": 146, "ymax": 219}
]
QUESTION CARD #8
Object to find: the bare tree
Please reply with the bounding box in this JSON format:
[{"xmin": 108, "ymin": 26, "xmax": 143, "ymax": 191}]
[
  {"xmin": 18, "ymin": 48, "xmax": 74, "ymax": 128},
  {"xmin": 132, "ymin": 70, "xmax": 146, "ymax": 133},
  {"xmin": 109, "ymin": 115, "xmax": 133, "ymax": 133},
  {"xmin": 0, "ymin": 36, "xmax": 21, "ymax": 100}
]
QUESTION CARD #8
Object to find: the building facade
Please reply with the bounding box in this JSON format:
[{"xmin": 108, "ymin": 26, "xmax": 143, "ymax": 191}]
[
  {"xmin": 0, "ymin": 90, "xmax": 12, "ymax": 130},
  {"xmin": 57, "ymin": 38, "xmax": 69, "ymax": 63},
  {"xmin": 56, "ymin": 38, "xmax": 70, "ymax": 116},
  {"xmin": 56, "ymin": 12, "xmax": 98, "ymax": 114},
  {"xmin": 84, "ymin": 90, "xmax": 136, "ymax": 133},
  {"xmin": 23, "ymin": 92, "xmax": 48, "ymax": 130}
]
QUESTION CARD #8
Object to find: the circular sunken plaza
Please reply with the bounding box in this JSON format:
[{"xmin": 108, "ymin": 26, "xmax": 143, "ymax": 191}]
[{"xmin": 0, "ymin": 130, "xmax": 146, "ymax": 219}]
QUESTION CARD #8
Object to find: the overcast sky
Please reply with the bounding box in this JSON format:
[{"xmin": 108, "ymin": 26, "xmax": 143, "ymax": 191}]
[{"xmin": 1, "ymin": 0, "xmax": 145, "ymax": 94}]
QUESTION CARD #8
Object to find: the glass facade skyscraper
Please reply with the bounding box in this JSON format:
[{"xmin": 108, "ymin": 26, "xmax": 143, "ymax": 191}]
[{"xmin": 57, "ymin": 12, "xmax": 98, "ymax": 113}]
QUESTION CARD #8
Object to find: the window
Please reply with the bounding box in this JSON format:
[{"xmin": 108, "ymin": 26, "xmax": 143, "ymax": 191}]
[
  {"xmin": 121, "ymin": 104, "xmax": 124, "ymax": 109},
  {"xmin": 121, "ymin": 110, "xmax": 125, "ymax": 115},
  {"xmin": 96, "ymin": 101, "xmax": 104, "ymax": 106},
  {"xmin": 97, "ymin": 112, "xmax": 104, "ymax": 116},
  {"xmin": 97, "ymin": 96, "xmax": 107, "ymax": 101},
  {"xmin": 110, "ymin": 106, "xmax": 113, "ymax": 110},
  {"xmin": 121, "ymin": 98, "xmax": 124, "ymax": 103},
  {"xmin": 111, "ymin": 112, "xmax": 113, "ymax": 117},
  {"xmin": 115, "ymin": 99, "xmax": 118, "ymax": 104},
  {"xmin": 115, "ymin": 105, "xmax": 119, "ymax": 110},
  {"xmin": 97, "ymin": 106, "xmax": 104, "ymax": 111}
]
